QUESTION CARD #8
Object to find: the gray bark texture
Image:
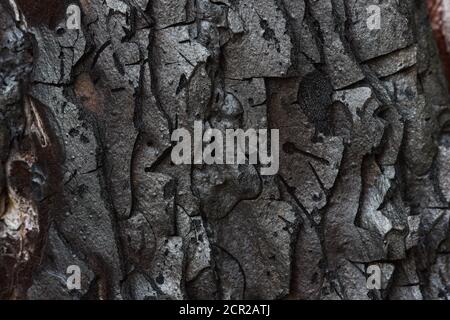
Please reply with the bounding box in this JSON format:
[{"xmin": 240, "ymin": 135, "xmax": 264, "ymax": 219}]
[{"xmin": 0, "ymin": 0, "xmax": 449, "ymax": 300}]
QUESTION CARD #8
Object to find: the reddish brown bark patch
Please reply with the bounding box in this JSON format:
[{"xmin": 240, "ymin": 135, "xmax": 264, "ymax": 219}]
[
  {"xmin": 15, "ymin": 0, "xmax": 68, "ymax": 29},
  {"xmin": 428, "ymin": 0, "xmax": 450, "ymax": 91}
]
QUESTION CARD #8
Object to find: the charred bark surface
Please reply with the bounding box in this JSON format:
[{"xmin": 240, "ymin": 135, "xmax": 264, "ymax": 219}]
[{"xmin": 0, "ymin": 0, "xmax": 449, "ymax": 300}]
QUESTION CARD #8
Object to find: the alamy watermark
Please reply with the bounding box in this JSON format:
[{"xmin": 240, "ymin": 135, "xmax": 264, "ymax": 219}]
[
  {"xmin": 171, "ymin": 121, "xmax": 280, "ymax": 176},
  {"xmin": 367, "ymin": 5, "xmax": 381, "ymax": 30},
  {"xmin": 366, "ymin": 265, "xmax": 382, "ymax": 290},
  {"xmin": 66, "ymin": 4, "xmax": 81, "ymax": 30},
  {"xmin": 66, "ymin": 265, "xmax": 81, "ymax": 291}
]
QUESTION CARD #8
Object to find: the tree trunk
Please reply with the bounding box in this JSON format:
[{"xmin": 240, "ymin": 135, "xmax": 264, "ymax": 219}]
[{"xmin": 0, "ymin": 0, "xmax": 449, "ymax": 300}]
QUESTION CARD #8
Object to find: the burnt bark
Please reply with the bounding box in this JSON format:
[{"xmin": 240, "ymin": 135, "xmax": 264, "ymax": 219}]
[{"xmin": 0, "ymin": 0, "xmax": 449, "ymax": 300}]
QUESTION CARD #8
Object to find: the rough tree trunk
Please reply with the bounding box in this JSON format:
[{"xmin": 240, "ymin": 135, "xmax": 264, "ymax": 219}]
[{"xmin": 0, "ymin": 0, "xmax": 449, "ymax": 300}]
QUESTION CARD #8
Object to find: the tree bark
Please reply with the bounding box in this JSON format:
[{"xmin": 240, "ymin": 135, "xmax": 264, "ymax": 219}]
[{"xmin": 0, "ymin": 0, "xmax": 449, "ymax": 300}]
